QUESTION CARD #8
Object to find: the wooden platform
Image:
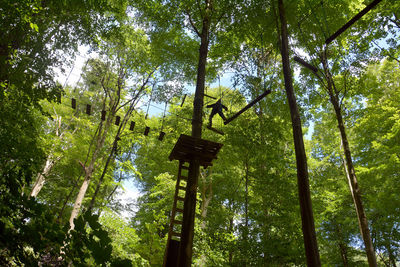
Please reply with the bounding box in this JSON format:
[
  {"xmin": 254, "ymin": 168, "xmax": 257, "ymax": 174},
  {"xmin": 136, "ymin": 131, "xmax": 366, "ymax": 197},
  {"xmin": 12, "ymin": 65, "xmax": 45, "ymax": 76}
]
[{"xmin": 169, "ymin": 134, "xmax": 223, "ymax": 168}]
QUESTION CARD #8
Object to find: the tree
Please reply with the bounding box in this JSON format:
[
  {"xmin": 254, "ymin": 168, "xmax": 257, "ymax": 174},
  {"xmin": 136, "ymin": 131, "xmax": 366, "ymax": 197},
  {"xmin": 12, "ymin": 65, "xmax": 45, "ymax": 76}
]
[
  {"xmin": 276, "ymin": 0, "xmax": 321, "ymax": 264},
  {"xmin": 354, "ymin": 59, "xmax": 400, "ymax": 265}
]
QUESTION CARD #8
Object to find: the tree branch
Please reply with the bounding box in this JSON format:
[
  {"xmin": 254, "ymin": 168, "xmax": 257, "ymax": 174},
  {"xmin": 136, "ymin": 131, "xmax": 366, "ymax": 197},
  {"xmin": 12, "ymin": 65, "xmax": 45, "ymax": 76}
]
[{"xmin": 185, "ymin": 9, "xmax": 201, "ymax": 37}]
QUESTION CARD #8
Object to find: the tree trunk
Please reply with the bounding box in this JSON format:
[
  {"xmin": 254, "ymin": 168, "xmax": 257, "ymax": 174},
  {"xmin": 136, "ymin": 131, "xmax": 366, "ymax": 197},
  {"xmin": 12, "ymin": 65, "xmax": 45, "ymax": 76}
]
[
  {"xmin": 320, "ymin": 51, "xmax": 377, "ymax": 267},
  {"xmin": 178, "ymin": 0, "xmax": 211, "ymax": 266},
  {"xmin": 30, "ymin": 156, "xmax": 55, "ymax": 198},
  {"xmin": 387, "ymin": 244, "xmax": 396, "ymax": 267},
  {"xmin": 277, "ymin": 0, "xmax": 321, "ymax": 265},
  {"xmin": 199, "ymin": 170, "xmax": 213, "ymax": 230},
  {"xmin": 337, "ymin": 101, "xmax": 377, "ymax": 267},
  {"xmin": 58, "ymin": 175, "xmax": 81, "ymax": 222},
  {"xmin": 335, "ymin": 223, "xmax": 349, "ymax": 267},
  {"xmin": 88, "ymin": 68, "xmax": 154, "ymax": 212},
  {"xmin": 87, "ymin": 146, "xmax": 117, "ymax": 212},
  {"xmin": 68, "ymin": 115, "xmax": 111, "ymax": 230},
  {"xmin": 198, "ymin": 170, "xmax": 213, "ymax": 267},
  {"xmin": 243, "ymin": 159, "xmax": 249, "ymax": 267},
  {"xmin": 229, "ymin": 215, "xmax": 234, "ymax": 264},
  {"xmin": 69, "ymin": 174, "xmax": 91, "ymax": 229}
]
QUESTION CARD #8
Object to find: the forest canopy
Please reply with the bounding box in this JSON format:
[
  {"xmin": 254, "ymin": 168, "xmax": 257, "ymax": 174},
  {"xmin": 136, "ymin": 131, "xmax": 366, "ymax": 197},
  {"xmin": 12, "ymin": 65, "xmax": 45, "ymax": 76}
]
[{"xmin": 0, "ymin": 0, "xmax": 399, "ymax": 266}]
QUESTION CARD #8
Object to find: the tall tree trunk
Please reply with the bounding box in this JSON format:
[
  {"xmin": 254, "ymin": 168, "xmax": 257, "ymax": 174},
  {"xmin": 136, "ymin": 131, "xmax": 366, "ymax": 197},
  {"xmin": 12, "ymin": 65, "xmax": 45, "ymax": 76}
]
[
  {"xmin": 335, "ymin": 223, "xmax": 349, "ymax": 267},
  {"xmin": 387, "ymin": 244, "xmax": 396, "ymax": 267},
  {"xmin": 30, "ymin": 156, "xmax": 56, "ymax": 198},
  {"xmin": 58, "ymin": 175, "xmax": 81, "ymax": 222},
  {"xmin": 69, "ymin": 115, "xmax": 112, "ymax": 230},
  {"xmin": 88, "ymin": 67, "xmax": 155, "ymax": 212},
  {"xmin": 320, "ymin": 51, "xmax": 377, "ymax": 267},
  {"xmin": 244, "ymin": 159, "xmax": 249, "ymax": 229},
  {"xmin": 30, "ymin": 114, "xmax": 72, "ymax": 197},
  {"xmin": 229, "ymin": 215, "xmax": 234, "ymax": 264},
  {"xmin": 199, "ymin": 170, "xmax": 213, "ymax": 230},
  {"xmin": 277, "ymin": 0, "xmax": 321, "ymax": 265},
  {"xmin": 178, "ymin": 0, "xmax": 211, "ymax": 266},
  {"xmin": 69, "ymin": 174, "xmax": 91, "ymax": 229},
  {"xmin": 243, "ymin": 159, "xmax": 249, "ymax": 267},
  {"xmin": 198, "ymin": 170, "xmax": 213, "ymax": 267}
]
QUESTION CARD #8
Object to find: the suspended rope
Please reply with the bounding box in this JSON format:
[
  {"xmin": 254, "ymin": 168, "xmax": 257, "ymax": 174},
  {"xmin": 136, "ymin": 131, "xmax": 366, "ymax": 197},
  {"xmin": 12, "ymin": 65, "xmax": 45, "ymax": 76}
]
[
  {"xmin": 158, "ymin": 101, "xmax": 168, "ymax": 141},
  {"xmin": 260, "ymin": 33, "xmax": 267, "ymax": 91}
]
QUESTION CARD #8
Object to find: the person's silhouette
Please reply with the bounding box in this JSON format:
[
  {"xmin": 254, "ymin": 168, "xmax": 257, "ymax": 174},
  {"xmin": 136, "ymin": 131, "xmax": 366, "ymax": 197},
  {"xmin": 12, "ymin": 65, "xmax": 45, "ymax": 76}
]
[{"xmin": 206, "ymin": 99, "xmax": 227, "ymax": 127}]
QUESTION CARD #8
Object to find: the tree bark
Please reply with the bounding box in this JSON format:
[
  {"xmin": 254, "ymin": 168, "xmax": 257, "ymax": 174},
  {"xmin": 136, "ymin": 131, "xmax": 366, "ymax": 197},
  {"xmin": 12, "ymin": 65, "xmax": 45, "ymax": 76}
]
[
  {"xmin": 198, "ymin": 169, "xmax": 213, "ymax": 267},
  {"xmin": 30, "ymin": 156, "xmax": 55, "ymax": 198},
  {"xmin": 58, "ymin": 175, "xmax": 81, "ymax": 222},
  {"xmin": 277, "ymin": 0, "xmax": 321, "ymax": 265},
  {"xmin": 199, "ymin": 170, "xmax": 213, "ymax": 230},
  {"xmin": 335, "ymin": 223, "xmax": 349, "ymax": 267},
  {"xmin": 69, "ymin": 114, "xmax": 112, "ymax": 230},
  {"xmin": 320, "ymin": 51, "xmax": 377, "ymax": 267},
  {"xmin": 88, "ymin": 67, "xmax": 155, "ymax": 212},
  {"xmin": 178, "ymin": 1, "xmax": 212, "ymax": 266}
]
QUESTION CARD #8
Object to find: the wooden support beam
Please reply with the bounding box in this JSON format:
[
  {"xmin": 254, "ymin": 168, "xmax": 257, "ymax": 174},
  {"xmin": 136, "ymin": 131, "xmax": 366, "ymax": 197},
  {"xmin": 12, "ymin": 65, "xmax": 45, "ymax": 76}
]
[
  {"xmin": 129, "ymin": 121, "xmax": 135, "ymax": 131},
  {"xmin": 293, "ymin": 56, "xmax": 318, "ymax": 73},
  {"xmin": 224, "ymin": 90, "xmax": 271, "ymax": 125},
  {"xmin": 180, "ymin": 94, "xmax": 187, "ymax": 107},
  {"xmin": 325, "ymin": 0, "xmax": 383, "ymax": 44},
  {"xmin": 144, "ymin": 126, "xmax": 150, "ymax": 136},
  {"xmin": 86, "ymin": 104, "xmax": 91, "ymax": 115},
  {"xmin": 115, "ymin": 115, "xmax": 120, "ymax": 126},
  {"xmin": 158, "ymin": 131, "xmax": 166, "ymax": 141},
  {"xmin": 204, "ymin": 93, "xmax": 216, "ymax": 99},
  {"xmin": 71, "ymin": 98, "xmax": 76, "ymax": 109}
]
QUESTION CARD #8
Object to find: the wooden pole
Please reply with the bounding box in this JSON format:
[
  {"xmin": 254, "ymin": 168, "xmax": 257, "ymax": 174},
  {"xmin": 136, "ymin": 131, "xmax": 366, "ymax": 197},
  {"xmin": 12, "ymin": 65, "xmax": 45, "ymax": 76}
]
[
  {"xmin": 325, "ymin": 0, "xmax": 382, "ymax": 44},
  {"xmin": 278, "ymin": 0, "xmax": 321, "ymax": 265},
  {"xmin": 293, "ymin": 56, "xmax": 318, "ymax": 73},
  {"xmin": 224, "ymin": 90, "xmax": 271, "ymax": 125},
  {"xmin": 178, "ymin": 0, "xmax": 212, "ymax": 265}
]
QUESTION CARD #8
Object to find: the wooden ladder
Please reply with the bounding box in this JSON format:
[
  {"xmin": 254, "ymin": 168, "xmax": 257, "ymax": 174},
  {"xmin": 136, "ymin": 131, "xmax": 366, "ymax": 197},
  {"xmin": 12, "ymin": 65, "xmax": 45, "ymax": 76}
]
[{"xmin": 163, "ymin": 160, "xmax": 189, "ymax": 267}]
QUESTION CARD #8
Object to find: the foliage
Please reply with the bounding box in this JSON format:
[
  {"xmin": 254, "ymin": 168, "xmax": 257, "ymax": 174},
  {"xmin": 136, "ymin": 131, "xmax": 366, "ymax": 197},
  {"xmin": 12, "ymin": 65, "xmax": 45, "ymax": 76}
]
[{"xmin": 1, "ymin": 0, "xmax": 400, "ymax": 265}]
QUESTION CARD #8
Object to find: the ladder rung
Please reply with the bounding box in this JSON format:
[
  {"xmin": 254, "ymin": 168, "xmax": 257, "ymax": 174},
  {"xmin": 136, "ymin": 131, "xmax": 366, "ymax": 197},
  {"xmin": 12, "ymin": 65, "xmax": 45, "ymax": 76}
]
[
  {"xmin": 176, "ymin": 208, "xmax": 184, "ymax": 213},
  {"xmin": 181, "ymin": 165, "xmax": 189, "ymax": 170},
  {"xmin": 173, "ymin": 220, "xmax": 182, "ymax": 225},
  {"xmin": 179, "ymin": 175, "xmax": 187, "ymax": 180},
  {"xmin": 176, "ymin": 196, "xmax": 185, "ymax": 201},
  {"xmin": 172, "ymin": 231, "xmax": 181, "ymax": 237},
  {"xmin": 178, "ymin": 186, "xmax": 186, "ymax": 191}
]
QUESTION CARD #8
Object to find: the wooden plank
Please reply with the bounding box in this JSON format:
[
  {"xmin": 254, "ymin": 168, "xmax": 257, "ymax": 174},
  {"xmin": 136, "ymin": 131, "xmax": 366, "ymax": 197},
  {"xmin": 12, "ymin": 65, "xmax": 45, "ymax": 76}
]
[
  {"xmin": 144, "ymin": 126, "xmax": 150, "ymax": 136},
  {"xmin": 172, "ymin": 231, "xmax": 181, "ymax": 237},
  {"xmin": 325, "ymin": 0, "xmax": 383, "ymax": 44},
  {"xmin": 86, "ymin": 104, "xmax": 91, "ymax": 115},
  {"xmin": 180, "ymin": 94, "xmax": 187, "ymax": 107},
  {"xmin": 129, "ymin": 121, "xmax": 135, "ymax": 131},
  {"xmin": 158, "ymin": 131, "xmax": 166, "ymax": 141},
  {"xmin": 115, "ymin": 115, "xmax": 121, "ymax": 125},
  {"xmin": 204, "ymin": 93, "xmax": 216, "ymax": 99},
  {"xmin": 224, "ymin": 90, "xmax": 271, "ymax": 125},
  {"xmin": 179, "ymin": 175, "xmax": 188, "ymax": 180},
  {"xmin": 206, "ymin": 125, "xmax": 224, "ymax": 135},
  {"xmin": 293, "ymin": 56, "xmax": 318, "ymax": 73}
]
